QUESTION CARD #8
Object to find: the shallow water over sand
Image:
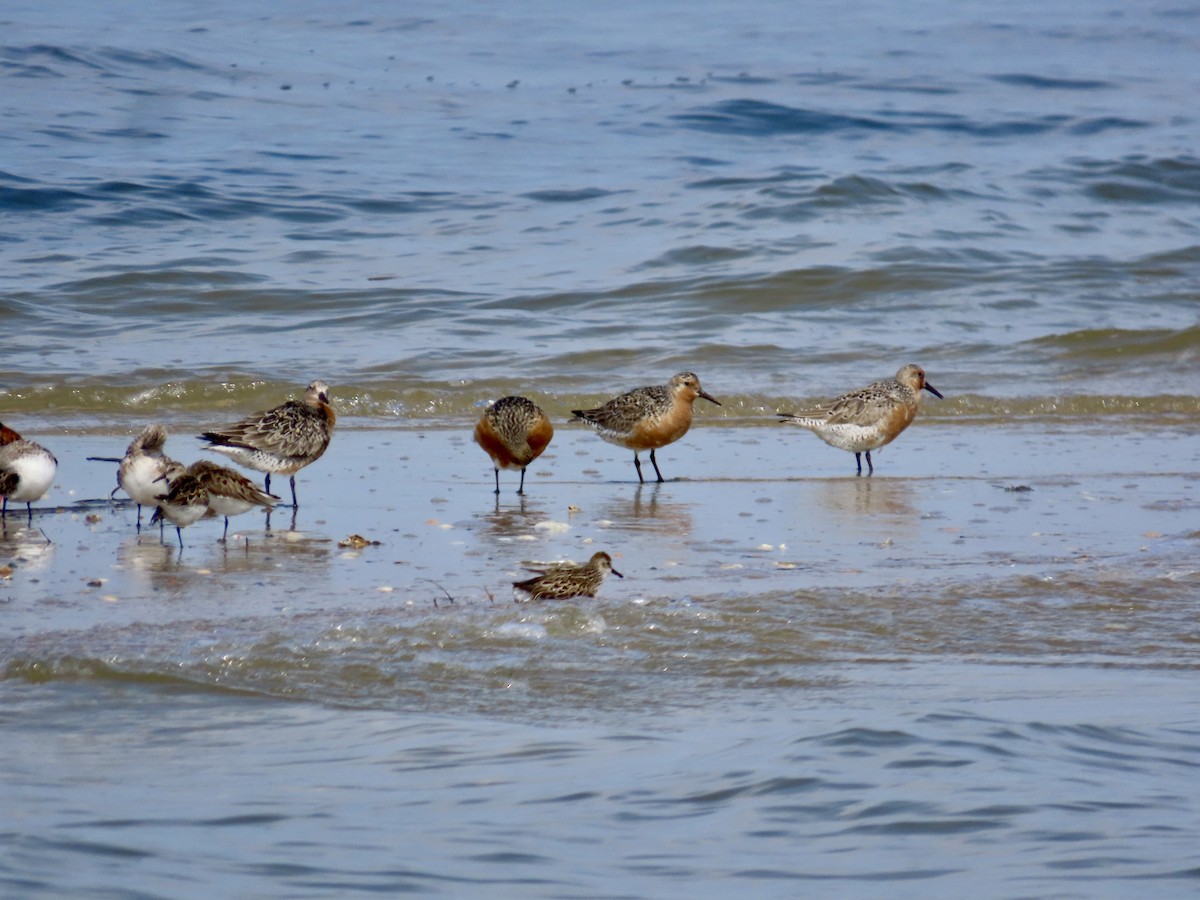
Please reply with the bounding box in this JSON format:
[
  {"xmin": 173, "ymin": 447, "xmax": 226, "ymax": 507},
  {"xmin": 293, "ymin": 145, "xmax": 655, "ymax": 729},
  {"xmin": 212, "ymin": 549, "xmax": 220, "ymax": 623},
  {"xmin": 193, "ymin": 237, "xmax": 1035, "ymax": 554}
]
[{"xmin": 3, "ymin": 424, "xmax": 1200, "ymax": 896}]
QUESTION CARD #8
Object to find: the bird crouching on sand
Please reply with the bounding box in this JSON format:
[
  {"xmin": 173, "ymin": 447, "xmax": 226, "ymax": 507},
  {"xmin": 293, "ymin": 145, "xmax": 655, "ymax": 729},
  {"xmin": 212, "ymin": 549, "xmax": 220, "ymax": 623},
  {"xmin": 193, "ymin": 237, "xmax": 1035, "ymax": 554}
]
[{"xmin": 512, "ymin": 551, "xmax": 624, "ymax": 601}]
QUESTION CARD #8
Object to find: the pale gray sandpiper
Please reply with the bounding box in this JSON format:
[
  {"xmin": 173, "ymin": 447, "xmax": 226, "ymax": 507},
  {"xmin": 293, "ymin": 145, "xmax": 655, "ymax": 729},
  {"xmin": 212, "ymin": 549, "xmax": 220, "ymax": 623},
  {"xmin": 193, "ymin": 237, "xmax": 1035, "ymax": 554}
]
[
  {"xmin": 150, "ymin": 472, "xmax": 209, "ymax": 549},
  {"xmin": 115, "ymin": 424, "xmax": 185, "ymax": 531},
  {"xmin": 198, "ymin": 380, "xmax": 336, "ymax": 508},
  {"xmin": 474, "ymin": 395, "xmax": 554, "ymax": 494},
  {"xmin": 777, "ymin": 363, "xmax": 944, "ymax": 476},
  {"xmin": 186, "ymin": 459, "xmax": 279, "ymax": 540},
  {"xmin": 0, "ymin": 421, "xmax": 58, "ymax": 523},
  {"xmin": 512, "ymin": 551, "xmax": 624, "ymax": 601},
  {"xmin": 571, "ymin": 372, "xmax": 720, "ymax": 483}
]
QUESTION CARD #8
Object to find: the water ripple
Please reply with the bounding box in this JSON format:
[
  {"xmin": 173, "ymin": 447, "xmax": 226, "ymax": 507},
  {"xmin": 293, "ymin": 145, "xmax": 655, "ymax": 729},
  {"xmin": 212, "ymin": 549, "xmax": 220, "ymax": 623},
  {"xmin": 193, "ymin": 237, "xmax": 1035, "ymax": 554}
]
[
  {"xmin": 673, "ymin": 99, "xmax": 1147, "ymax": 140},
  {"xmin": 673, "ymin": 100, "xmax": 893, "ymax": 136}
]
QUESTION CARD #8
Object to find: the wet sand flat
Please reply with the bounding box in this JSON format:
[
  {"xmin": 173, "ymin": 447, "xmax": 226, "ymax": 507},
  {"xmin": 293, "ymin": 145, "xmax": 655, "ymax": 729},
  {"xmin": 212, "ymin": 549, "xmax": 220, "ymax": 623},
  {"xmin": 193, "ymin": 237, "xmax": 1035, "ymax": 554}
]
[{"xmin": 4, "ymin": 422, "xmax": 1196, "ymax": 647}]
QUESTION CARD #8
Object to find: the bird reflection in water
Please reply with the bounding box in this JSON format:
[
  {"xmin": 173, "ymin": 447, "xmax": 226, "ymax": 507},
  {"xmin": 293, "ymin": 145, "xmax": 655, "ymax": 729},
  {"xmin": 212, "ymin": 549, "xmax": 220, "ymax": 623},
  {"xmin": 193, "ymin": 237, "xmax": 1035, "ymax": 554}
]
[
  {"xmin": 814, "ymin": 475, "xmax": 920, "ymax": 522},
  {"xmin": 595, "ymin": 483, "xmax": 695, "ymax": 537}
]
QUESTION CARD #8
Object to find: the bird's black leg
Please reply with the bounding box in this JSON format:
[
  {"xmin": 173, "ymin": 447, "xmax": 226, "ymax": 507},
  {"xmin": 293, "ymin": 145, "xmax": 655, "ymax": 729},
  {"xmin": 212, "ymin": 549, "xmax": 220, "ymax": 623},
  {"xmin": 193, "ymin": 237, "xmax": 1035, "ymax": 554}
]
[
  {"xmin": 517, "ymin": 468, "xmax": 526, "ymax": 495},
  {"xmin": 632, "ymin": 453, "xmax": 645, "ymax": 483},
  {"xmin": 854, "ymin": 452, "xmax": 863, "ymax": 476},
  {"xmin": 289, "ymin": 475, "xmax": 298, "ymax": 509},
  {"xmin": 865, "ymin": 451, "xmax": 874, "ymax": 476},
  {"xmin": 264, "ymin": 473, "xmax": 271, "ymax": 495},
  {"xmin": 650, "ymin": 449, "xmax": 665, "ymax": 482}
]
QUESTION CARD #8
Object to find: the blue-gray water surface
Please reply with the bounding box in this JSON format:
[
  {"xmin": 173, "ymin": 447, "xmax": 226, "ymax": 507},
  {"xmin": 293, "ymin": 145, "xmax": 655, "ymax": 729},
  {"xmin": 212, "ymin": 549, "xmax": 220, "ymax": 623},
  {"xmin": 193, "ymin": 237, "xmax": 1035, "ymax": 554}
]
[{"xmin": 2, "ymin": 0, "xmax": 1199, "ymax": 896}]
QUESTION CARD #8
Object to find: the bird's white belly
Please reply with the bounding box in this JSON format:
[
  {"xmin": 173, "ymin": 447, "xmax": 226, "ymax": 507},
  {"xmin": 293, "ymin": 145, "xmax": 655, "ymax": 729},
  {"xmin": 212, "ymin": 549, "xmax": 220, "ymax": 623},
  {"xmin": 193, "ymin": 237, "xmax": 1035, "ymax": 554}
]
[
  {"xmin": 122, "ymin": 456, "xmax": 170, "ymax": 506},
  {"xmin": 6, "ymin": 453, "xmax": 56, "ymax": 502},
  {"xmin": 796, "ymin": 420, "xmax": 889, "ymax": 453}
]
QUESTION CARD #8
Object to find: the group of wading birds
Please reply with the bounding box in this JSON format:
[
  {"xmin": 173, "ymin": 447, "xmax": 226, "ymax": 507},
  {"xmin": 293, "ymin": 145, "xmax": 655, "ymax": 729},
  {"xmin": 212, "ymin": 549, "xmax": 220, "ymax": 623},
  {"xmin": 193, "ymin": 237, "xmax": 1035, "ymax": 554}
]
[{"xmin": 1, "ymin": 364, "xmax": 942, "ymax": 601}]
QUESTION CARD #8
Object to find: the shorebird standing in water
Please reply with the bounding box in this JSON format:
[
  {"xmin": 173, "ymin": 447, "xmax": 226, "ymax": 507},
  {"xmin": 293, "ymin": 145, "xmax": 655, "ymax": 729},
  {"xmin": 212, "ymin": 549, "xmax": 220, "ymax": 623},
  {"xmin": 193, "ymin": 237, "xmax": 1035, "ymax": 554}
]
[
  {"xmin": 777, "ymin": 363, "xmax": 943, "ymax": 475},
  {"xmin": 474, "ymin": 395, "xmax": 554, "ymax": 494},
  {"xmin": 186, "ymin": 459, "xmax": 279, "ymax": 540},
  {"xmin": 151, "ymin": 472, "xmax": 209, "ymax": 549},
  {"xmin": 111, "ymin": 424, "xmax": 185, "ymax": 531},
  {"xmin": 0, "ymin": 422, "xmax": 57, "ymax": 524},
  {"xmin": 512, "ymin": 551, "xmax": 623, "ymax": 601},
  {"xmin": 572, "ymin": 372, "xmax": 720, "ymax": 483},
  {"xmin": 198, "ymin": 380, "xmax": 335, "ymax": 508}
]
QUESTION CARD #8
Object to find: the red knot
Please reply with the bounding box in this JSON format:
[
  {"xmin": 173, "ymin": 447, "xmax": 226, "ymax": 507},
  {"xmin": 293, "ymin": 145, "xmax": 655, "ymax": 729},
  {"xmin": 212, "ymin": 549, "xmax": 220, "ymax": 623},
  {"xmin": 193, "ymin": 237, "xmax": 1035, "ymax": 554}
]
[
  {"xmin": 198, "ymin": 380, "xmax": 335, "ymax": 508},
  {"xmin": 512, "ymin": 551, "xmax": 624, "ymax": 601},
  {"xmin": 473, "ymin": 395, "xmax": 554, "ymax": 494},
  {"xmin": 572, "ymin": 372, "xmax": 720, "ymax": 483},
  {"xmin": 778, "ymin": 363, "xmax": 943, "ymax": 475}
]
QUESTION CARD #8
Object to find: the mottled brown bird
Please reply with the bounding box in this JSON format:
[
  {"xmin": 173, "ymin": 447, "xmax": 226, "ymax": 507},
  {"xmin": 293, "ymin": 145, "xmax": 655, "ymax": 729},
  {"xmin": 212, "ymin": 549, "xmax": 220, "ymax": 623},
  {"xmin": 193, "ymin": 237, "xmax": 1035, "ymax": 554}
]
[
  {"xmin": 187, "ymin": 459, "xmax": 279, "ymax": 540},
  {"xmin": 199, "ymin": 380, "xmax": 335, "ymax": 508},
  {"xmin": 474, "ymin": 395, "xmax": 554, "ymax": 494},
  {"xmin": 150, "ymin": 473, "xmax": 209, "ymax": 549},
  {"xmin": 572, "ymin": 372, "xmax": 719, "ymax": 483},
  {"xmin": 512, "ymin": 551, "xmax": 624, "ymax": 601}
]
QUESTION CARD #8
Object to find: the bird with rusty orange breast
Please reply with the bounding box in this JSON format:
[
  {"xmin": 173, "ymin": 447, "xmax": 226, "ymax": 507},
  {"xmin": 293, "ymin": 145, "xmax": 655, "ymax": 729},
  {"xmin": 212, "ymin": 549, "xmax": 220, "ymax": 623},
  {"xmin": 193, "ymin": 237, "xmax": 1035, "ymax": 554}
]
[
  {"xmin": 778, "ymin": 363, "xmax": 943, "ymax": 475},
  {"xmin": 474, "ymin": 395, "xmax": 554, "ymax": 494},
  {"xmin": 572, "ymin": 372, "xmax": 720, "ymax": 483}
]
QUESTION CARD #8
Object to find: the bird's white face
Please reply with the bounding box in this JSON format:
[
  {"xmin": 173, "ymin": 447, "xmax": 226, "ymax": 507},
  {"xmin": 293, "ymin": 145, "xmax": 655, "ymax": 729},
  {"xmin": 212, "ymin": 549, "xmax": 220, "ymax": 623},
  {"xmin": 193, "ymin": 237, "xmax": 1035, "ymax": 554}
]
[{"xmin": 306, "ymin": 381, "xmax": 332, "ymax": 404}]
